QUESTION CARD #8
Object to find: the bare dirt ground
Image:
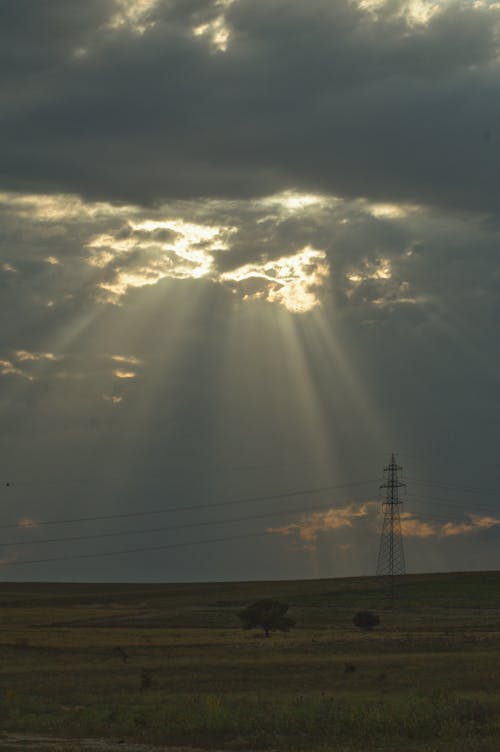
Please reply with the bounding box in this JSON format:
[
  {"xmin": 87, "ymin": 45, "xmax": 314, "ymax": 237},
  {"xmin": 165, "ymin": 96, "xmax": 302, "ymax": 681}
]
[{"xmin": 0, "ymin": 735, "xmax": 224, "ymax": 752}]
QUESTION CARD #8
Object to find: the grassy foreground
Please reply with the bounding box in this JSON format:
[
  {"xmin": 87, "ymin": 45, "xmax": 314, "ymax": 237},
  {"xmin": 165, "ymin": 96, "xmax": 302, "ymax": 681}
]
[{"xmin": 0, "ymin": 571, "xmax": 499, "ymax": 750}]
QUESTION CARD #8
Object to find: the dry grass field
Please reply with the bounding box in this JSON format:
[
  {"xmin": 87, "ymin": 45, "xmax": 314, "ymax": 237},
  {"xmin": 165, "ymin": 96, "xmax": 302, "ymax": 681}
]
[{"xmin": 0, "ymin": 571, "xmax": 499, "ymax": 751}]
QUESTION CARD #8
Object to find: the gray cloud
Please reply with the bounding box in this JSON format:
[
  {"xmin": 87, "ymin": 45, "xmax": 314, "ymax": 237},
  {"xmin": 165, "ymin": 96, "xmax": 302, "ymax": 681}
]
[
  {"xmin": 0, "ymin": 0, "xmax": 112, "ymax": 80},
  {"xmin": 1, "ymin": 1, "xmax": 500, "ymax": 213}
]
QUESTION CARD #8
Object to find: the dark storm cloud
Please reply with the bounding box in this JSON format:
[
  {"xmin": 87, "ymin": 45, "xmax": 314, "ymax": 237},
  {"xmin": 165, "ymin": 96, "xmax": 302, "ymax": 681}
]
[{"xmin": 1, "ymin": 0, "xmax": 500, "ymax": 213}]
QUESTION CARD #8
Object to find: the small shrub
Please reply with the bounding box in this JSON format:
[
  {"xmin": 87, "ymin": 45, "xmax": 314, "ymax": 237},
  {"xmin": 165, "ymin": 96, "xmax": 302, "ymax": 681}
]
[{"xmin": 353, "ymin": 611, "xmax": 380, "ymax": 631}]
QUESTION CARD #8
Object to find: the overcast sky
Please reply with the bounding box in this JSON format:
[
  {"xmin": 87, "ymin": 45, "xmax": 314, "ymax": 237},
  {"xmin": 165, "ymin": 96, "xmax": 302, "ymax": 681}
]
[{"xmin": 1, "ymin": 0, "xmax": 499, "ymax": 582}]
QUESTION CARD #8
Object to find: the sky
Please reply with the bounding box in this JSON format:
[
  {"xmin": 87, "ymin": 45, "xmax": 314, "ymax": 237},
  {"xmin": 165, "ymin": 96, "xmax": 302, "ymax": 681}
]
[{"xmin": 0, "ymin": 0, "xmax": 499, "ymax": 582}]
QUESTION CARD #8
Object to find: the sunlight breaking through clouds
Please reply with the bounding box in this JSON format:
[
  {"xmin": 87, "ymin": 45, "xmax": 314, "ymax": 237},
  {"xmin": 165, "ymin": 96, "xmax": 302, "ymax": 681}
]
[
  {"xmin": 88, "ymin": 218, "xmax": 235, "ymax": 302},
  {"xmin": 14, "ymin": 351, "xmax": 59, "ymax": 363},
  {"xmin": 108, "ymin": 0, "xmax": 159, "ymax": 35},
  {"xmin": 109, "ymin": 354, "xmax": 143, "ymax": 366},
  {"xmin": 0, "ymin": 350, "xmax": 61, "ymax": 380},
  {"xmin": 273, "ymin": 193, "xmax": 327, "ymax": 211},
  {"xmin": 85, "ymin": 216, "xmax": 329, "ymax": 313},
  {"xmin": 193, "ymin": 16, "xmax": 231, "ymax": 52},
  {"xmin": 405, "ymin": 0, "xmax": 441, "ymax": 25},
  {"xmin": 347, "ymin": 258, "xmax": 392, "ymax": 284},
  {"xmin": 0, "ymin": 192, "xmax": 137, "ymax": 222},
  {"xmin": 0, "ymin": 360, "xmax": 27, "ymax": 379},
  {"xmin": 346, "ymin": 257, "xmax": 423, "ymax": 308},
  {"xmin": 367, "ymin": 202, "xmax": 421, "ymax": 220},
  {"xmin": 221, "ymin": 246, "xmax": 329, "ymax": 314},
  {"xmin": 192, "ymin": 0, "xmax": 235, "ymax": 52},
  {"xmin": 1, "ymin": 188, "xmax": 337, "ymax": 315},
  {"xmin": 113, "ymin": 369, "xmax": 137, "ymax": 379},
  {"xmin": 257, "ymin": 191, "xmax": 331, "ymax": 216},
  {"xmin": 0, "ymin": 188, "xmax": 439, "ymax": 316},
  {"xmin": 358, "ymin": 0, "xmax": 441, "ymax": 26}
]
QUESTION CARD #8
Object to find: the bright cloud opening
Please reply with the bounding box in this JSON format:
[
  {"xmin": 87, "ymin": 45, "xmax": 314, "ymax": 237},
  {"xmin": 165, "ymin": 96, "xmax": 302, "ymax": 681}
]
[
  {"xmin": 260, "ymin": 191, "xmax": 330, "ymax": 213},
  {"xmin": 14, "ymin": 350, "xmax": 59, "ymax": 363},
  {"xmin": 0, "ymin": 359, "xmax": 26, "ymax": 378},
  {"xmin": 347, "ymin": 257, "xmax": 393, "ymax": 284},
  {"xmin": 0, "ymin": 191, "xmax": 137, "ymax": 222},
  {"xmin": 113, "ymin": 369, "xmax": 137, "ymax": 379},
  {"xmin": 192, "ymin": 1, "xmax": 235, "ymax": 52},
  {"xmin": 88, "ymin": 218, "xmax": 234, "ymax": 302},
  {"xmin": 108, "ymin": 0, "xmax": 159, "ymax": 34},
  {"xmin": 221, "ymin": 246, "xmax": 329, "ymax": 314},
  {"xmin": 368, "ymin": 202, "xmax": 420, "ymax": 219},
  {"xmin": 358, "ymin": 0, "xmax": 440, "ymax": 26},
  {"xmin": 193, "ymin": 16, "xmax": 231, "ymax": 52},
  {"xmin": 109, "ymin": 354, "xmax": 143, "ymax": 366}
]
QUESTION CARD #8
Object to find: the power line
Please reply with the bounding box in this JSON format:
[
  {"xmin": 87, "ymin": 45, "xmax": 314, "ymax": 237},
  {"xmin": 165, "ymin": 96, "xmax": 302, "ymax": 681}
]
[
  {"xmin": 4, "ymin": 501, "xmax": 489, "ymax": 551},
  {"xmin": 4, "ymin": 487, "xmax": 497, "ymax": 550},
  {"xmin": 0, "ymin": 493, "xmax": 376, "ymax": 549},
  {"xmin": 0, "ymin": 478, "xmax": 377, "ymax": 531},
  {"xmin": 6, "ymin": 474, "xmax": 499, "ymax": 496},
  {"xmin": 0, "ymin": 530, "xmax": 272, "ymax": 568},
  {"xmin": 406, "ymin": 493, "xmax": 500, "ymax": 515},
  {"xmin": 408, "ymin": 478, "xmax": 500, "ymax": 496},
  {"xmin": 2, "ymin": 499, "xmax": 497, "ymax": 572}
]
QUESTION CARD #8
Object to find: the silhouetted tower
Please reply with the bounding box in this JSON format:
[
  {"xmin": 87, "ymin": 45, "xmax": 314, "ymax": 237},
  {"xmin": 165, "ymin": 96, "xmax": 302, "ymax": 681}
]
[{"xmin": 376, "ymin": 454, "xmax": 406, "ymax": 578}]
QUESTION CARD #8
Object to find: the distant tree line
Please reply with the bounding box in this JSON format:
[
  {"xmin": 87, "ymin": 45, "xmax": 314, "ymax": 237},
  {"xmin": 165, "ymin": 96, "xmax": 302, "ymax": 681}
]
[{"xmin": 237, "ymin": 599, "xmax": 380, "ymax": 635}]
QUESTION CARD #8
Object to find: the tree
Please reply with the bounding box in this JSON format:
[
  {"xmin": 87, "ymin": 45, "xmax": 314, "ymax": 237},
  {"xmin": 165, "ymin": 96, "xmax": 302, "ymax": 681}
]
[
  {"xmin": 352, "ymin": 611, "xmax": 380, "ymax": 631},
  {"xmin": 238, "ymin": 599, "xmax": 295, "ymax": 637}
]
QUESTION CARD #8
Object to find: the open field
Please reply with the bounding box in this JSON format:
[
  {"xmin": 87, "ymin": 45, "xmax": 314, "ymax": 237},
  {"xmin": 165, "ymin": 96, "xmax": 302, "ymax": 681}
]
[{"xmin": 0, "ymin": 572, "xmax": 499, "ymax": 751}]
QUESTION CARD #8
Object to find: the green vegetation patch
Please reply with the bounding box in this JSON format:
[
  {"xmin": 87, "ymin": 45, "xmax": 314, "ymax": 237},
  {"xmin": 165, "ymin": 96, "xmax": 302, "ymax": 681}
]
[{"xmin": 0, "ymin": 690, "xmax": 498, "ymax": 750}]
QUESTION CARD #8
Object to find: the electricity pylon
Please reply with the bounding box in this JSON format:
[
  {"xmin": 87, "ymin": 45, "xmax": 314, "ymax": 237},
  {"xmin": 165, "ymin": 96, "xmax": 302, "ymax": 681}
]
[{"xmin": 376, "ymin": 453, "xmax": 406, "ymax": 578}]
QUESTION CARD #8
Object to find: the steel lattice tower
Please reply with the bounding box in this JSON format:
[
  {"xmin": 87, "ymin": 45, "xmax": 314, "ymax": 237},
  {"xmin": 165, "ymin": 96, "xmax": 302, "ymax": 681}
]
[{"xmin": 376, "ymin": 454, "xmax": 406, "ymax": 578}]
